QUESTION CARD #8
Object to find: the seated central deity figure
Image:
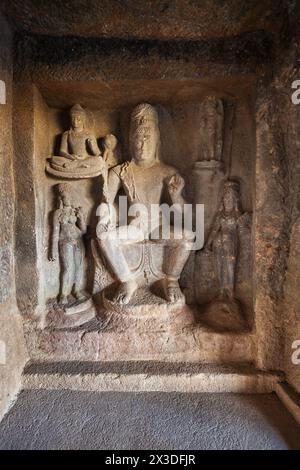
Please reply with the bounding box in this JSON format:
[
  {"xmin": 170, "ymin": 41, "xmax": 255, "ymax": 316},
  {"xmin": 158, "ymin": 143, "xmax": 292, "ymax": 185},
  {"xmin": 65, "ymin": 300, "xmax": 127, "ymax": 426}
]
[
  {"xmin": 47, "ymin": 104, "xmax": 106, "ymax": 178},
  {"xmin": 97, "ymin": 103, "xmax": 194, "ymax": 305}
]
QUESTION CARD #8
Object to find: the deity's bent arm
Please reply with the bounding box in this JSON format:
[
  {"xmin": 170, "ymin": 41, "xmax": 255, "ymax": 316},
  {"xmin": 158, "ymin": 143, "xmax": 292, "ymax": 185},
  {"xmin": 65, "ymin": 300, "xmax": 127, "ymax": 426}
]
[
  {"xmin": 166, "ymin": 173, "xmax": 187, "ymax": 208},
  {"xmin": 171, "ymin": 188, "xmax": 186, "ymax": 208},
  {"xmin": 97, "ymin": 169, "xmax": 122, "ymax": 231},
  {"xmin": 106, "ymin": 169, "xmax": 122, "ymax": 205}
]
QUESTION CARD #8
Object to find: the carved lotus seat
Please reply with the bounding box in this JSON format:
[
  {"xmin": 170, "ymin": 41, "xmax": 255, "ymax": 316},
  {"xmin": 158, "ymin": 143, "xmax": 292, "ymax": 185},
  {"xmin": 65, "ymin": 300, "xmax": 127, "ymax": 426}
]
[{"xmin": 46, "ymin": 157, "xmax": 105, "ymax": 179}]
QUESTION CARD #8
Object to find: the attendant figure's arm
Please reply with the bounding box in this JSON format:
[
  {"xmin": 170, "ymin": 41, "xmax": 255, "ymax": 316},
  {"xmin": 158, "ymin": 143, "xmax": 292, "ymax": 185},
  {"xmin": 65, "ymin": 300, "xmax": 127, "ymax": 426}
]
[
  {"xmin": 238, "ymin": 212, "xmax": 252, "ymax": 231},
  {"xmin": 59, "ymin": 132, "xmax": 75, "ymax": 160},
  {"xmin": 206, "ymin": 217, "xmax": 221, "ymax": 250},
  {"xmin": 49, "ymin": 210, "xmax": 60, "ymax": 261},
  {"xmin": 76, "ymin": 207, "xmax": 87, "ymax": 233}
]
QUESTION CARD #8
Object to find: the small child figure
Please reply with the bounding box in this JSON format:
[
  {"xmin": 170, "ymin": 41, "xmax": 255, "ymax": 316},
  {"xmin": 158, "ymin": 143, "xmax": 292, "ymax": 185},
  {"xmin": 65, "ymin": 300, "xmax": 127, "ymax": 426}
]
[
  {"xmin": 101, "ymin": 134, "xmax": 119, "ymax": 202},
  {"xmin": 102, "ymin": 134, "xmax": 118, "ymax": 168}
]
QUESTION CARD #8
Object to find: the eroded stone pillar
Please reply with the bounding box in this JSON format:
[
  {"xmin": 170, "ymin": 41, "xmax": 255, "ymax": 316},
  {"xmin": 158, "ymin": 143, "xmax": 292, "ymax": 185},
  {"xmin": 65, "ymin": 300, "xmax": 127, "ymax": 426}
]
[
  {"xmin": 254, "ymin": 86, "xmax": 289, "ymax": 370},
  {"xmin": 13, "ymin": 79, "xmax": 42, "ymax": 315},
  {"xmin": 191, "ymin": 160, "xmax": 225, "ymax": 242}
]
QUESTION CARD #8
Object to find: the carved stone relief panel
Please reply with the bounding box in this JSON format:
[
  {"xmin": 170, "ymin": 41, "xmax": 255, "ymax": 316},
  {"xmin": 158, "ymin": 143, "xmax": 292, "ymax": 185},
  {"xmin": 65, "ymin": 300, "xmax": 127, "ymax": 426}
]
[{"xmin": 42, "ymin": 96, "xmax": 253, "ymax": 337}]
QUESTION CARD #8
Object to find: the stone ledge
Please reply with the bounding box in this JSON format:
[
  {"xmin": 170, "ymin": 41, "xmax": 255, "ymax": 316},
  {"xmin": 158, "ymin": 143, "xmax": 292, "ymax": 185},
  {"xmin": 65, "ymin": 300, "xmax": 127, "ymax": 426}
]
[
  {"xmin": 22, "ymin": 361, "xmax": 281, "ymax": 394},
  {"xmin": 25, "ymin": 327, "xmax": 255, "ymax": 363}
]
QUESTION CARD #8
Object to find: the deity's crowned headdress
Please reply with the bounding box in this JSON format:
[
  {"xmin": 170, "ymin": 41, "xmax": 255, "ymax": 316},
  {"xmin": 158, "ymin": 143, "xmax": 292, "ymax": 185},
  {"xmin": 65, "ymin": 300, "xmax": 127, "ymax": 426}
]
[
  {"xmin": 130, "ymin": 103, "xmax": 159, "ymax": 130},
  {"xmin": 70, "ymin": 104, "xmax": 86, "ymax": 117},
  {"xmin": 129, "ymin": 103, "xmax": 161, "ymax": 162}
]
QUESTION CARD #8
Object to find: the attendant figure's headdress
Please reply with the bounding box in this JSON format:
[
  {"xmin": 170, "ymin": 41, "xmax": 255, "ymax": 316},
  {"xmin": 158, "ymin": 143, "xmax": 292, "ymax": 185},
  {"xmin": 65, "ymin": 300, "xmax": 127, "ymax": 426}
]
[
  {"xmin": 57, "ymin": 183, "xmax": 72, "ymax": 198},
  {"xmin": 222, "ymin": 180, "xmax": 241, "ymax": 214},
  {"xmin": 224, "ymin": 180, "xmax": 240, "ymax": 195}
]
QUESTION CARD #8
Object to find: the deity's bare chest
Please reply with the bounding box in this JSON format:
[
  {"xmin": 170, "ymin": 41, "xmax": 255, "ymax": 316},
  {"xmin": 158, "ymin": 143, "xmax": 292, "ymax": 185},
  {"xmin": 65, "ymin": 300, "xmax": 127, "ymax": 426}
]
[
  {"xmin": 68, "ymin": 132, "xmax": 88, "ymax": 155},
  {"xmin": 132, "ymin": 166, "xmax": 164, "ymax": 204}
]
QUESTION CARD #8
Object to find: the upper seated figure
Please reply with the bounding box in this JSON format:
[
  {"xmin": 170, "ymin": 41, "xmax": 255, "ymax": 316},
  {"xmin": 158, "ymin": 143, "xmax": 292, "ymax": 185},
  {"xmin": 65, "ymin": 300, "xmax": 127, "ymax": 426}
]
[{"xmin": 46, "ymin": 104, "xmax": 106, "ymax": 179}]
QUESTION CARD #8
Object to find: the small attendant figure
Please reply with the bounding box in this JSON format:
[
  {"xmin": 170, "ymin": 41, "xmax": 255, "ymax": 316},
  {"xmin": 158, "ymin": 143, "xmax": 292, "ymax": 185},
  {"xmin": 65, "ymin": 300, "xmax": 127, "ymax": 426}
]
[
  {"xmin": 203, "ymin": 180, "xmax": 250, "ymax": 330},
  {"xmin": 206, "ymin": 180, "xmax": 250, "ymax": 300},
  {"xmin": 49, "ymin": 183, "xmax": 88, "ymax": 306}
]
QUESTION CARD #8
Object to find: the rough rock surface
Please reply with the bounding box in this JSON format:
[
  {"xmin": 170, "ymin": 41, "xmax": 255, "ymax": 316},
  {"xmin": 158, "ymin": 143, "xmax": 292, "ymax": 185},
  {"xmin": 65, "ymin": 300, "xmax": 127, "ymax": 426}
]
[
  {"xmin": 2, "ymin": 0, "xmax": 286, "ymax": 41},
  {"xmin": 0, "ymin": 390, "xmax": 299, "ymax": 450}
]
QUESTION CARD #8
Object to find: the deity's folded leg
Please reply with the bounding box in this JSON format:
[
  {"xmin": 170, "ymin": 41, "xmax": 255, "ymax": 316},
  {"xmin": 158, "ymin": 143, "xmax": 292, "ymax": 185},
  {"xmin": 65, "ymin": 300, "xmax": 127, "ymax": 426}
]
[
  {"xmin": 98, "ymin": 225, "xmax": 144, "ymax": 282},
  {"xmin": 50, "ymin": 156, "xmax": 71, "ymax": 168},
  {"xmin": 86, "ymin": 156, "xmax": 103, "ymax": 167},
  {"xmin": 161, "ymin": 227, "xmax": 195, "ymax": 280}
]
